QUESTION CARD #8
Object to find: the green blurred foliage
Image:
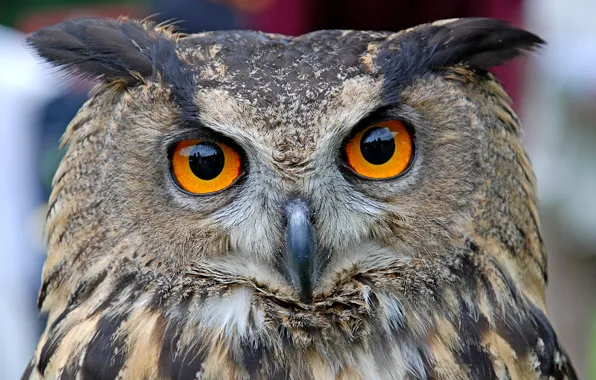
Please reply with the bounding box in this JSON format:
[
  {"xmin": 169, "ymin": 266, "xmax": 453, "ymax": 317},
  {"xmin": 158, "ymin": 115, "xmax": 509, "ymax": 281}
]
[{"xmin": 0, "ymin": 0, "xmax": 130, "ymax": 28}]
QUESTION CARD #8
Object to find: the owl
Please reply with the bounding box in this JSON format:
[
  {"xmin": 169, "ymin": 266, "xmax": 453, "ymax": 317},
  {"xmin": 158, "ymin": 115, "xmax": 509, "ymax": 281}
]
[{"xmin": 23, "ymin": 17, "xmax": 576, "ymax": 380}]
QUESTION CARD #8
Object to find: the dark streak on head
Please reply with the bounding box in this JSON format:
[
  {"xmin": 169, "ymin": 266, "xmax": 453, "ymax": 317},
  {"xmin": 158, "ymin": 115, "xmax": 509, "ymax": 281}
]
[{"xmin": 148, "ymin": 35, "xmax": 198, "ymax": 124}]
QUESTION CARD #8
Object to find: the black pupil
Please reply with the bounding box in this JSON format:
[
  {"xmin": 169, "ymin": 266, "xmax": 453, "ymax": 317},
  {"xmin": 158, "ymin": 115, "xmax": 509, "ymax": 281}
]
[
  {"xmin": 360, "ymin": 126, "xmax": 395, "ymax": 165},
  {"xmin": 188, "ymin": 142, "xmax": 225, "ymax": 180}
]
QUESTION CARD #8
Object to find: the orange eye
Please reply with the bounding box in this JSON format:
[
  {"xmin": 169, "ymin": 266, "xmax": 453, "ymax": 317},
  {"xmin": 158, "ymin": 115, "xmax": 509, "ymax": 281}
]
[
  {"xmin": 171, "ymin": 139, "xmax": 241, "ymax": 194},
  {"xmin": 344, "ymin": 120, "xmax": 413, "ymax": 179}
]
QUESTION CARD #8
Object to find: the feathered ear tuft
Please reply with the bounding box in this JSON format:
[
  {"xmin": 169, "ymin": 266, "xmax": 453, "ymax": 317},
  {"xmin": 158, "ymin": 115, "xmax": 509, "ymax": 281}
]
[
  {"xmin": 27, "ymin": 18, "xmax": 176, "ymax": 84},
  {"xmin": 380, "ymin": 18, "xmax": 545, "ymax": 90},
  {"xmin": 423, "ymin": 18, "xmax": 545, "ymax": 69}
]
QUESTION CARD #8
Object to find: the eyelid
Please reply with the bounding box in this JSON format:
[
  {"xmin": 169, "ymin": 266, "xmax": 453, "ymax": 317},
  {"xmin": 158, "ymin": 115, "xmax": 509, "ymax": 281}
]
[
  {"xmin": 163, "ymin": 127, "xmax": 221, "ymax": 148},
  {"xmin": 164, "ymin": 126, "xmax": 247, "ymax": 159},
  {"xmin": 342, "ymin": 106, "xmax": 400, "ymax": 140}
]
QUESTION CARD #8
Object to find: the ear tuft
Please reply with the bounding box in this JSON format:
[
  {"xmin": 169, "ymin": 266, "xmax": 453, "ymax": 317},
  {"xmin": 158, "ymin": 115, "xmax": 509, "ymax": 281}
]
[
  {"xmin": 379, "ymin": 18, "xmax": 544, "ymax": 93},
  {"xmin": 424, "ymin": 18, "xmax": 545, "ymax": 69},
  {"xmin": 27, "ymin": 18, "xmax": 173, "ymax": 83}
]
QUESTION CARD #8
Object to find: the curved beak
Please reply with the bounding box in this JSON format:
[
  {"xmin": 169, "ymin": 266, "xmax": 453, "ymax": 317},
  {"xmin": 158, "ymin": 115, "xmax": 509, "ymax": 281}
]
[{"xmin": 283, "ymin": 199, "xmax": 320, "ymax": 302}]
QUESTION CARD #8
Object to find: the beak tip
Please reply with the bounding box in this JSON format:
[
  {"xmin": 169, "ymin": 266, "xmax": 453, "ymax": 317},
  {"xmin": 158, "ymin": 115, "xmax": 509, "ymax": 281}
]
[
  {"xmin": 296, "ymin": 277, "xmax": 315, "ymax": 303},
  {"xmin": 299, "ymin": 293, "xmax": 313, "ymax": 303},
  {"xmin": 286, "ymin": 261, "xmax": 316, "ymax": 302}
]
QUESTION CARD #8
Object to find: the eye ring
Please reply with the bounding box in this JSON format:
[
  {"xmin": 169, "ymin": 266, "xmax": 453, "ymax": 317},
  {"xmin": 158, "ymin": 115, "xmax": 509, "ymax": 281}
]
[
  {"xmin": 170, "ymin": 139, "xmax": 242, "ymax": 195},
  {"xmin": 343, "ymin": 119, "xmax": 414, "ymax": 180}
]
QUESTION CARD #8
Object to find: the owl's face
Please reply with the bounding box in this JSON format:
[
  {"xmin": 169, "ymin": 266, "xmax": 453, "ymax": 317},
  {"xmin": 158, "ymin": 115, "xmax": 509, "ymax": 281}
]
[
  {"xmin": 30, "ymin": 18, "xmax": 549, "ymax": 363},
  {"xmin": 102, "ymin": 29, "xmax": 490, "ymax": 305}
]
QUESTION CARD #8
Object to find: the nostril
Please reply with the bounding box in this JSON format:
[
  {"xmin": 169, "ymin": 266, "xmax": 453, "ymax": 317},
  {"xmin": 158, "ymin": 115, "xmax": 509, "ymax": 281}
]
[
  {"xmin": 283, "ymin": 198, "xmax": 310, "ymax": 216},
  {"xmin": 284, "ymin": 199, "xmax": 318, "ymax": 233}
]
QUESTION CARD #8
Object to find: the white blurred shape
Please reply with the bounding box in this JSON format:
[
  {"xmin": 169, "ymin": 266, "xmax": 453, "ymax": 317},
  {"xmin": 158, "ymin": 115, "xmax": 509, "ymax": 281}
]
[
  {"xmin": 0, "ymin": 25, "xmax": 61, "ymax": 380},
  {"xmin": 525, "ymin": 0, "xmax": 596, "ymax": 251}
]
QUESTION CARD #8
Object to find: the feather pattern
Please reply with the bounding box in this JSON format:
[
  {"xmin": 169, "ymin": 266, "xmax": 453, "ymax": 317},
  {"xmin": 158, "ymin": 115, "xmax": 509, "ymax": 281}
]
[{"xmin": 23, "ymin": 18, "xmax": 575, "ymax": 380}]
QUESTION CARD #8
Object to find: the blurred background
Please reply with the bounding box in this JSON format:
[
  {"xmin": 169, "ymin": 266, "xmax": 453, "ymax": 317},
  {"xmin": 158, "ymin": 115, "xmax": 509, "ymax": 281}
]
[{"xmin": 1, "ymin": 0, "xmax": 594, "ymax": 378}]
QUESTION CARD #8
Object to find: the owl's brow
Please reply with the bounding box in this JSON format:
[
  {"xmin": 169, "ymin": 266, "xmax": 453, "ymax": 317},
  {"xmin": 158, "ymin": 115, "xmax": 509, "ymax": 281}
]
[
  {"xmin": 163, "ymin": 65, "xmax": 199, "ymax": 126},
  {"xmin": 343, "ymin": 104, "xmax": 403, "ymax": 137},
  {"xmin": 162, "ymin": 124, "xmax": 220, "ymax": 145}
]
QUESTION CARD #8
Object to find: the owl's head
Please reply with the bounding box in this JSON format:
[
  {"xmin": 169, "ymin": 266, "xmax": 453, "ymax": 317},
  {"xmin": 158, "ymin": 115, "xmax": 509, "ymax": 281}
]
[{"xmin": 30, "ymin": 18, "xmax": 545, "ymax": 350}]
